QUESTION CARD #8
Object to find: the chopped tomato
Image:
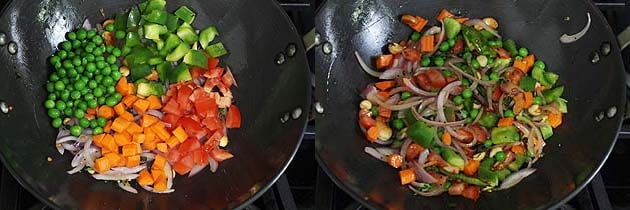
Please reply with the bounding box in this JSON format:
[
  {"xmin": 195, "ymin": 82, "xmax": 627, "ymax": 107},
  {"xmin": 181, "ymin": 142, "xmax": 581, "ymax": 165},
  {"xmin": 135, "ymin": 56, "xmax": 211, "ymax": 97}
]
[
  {"xmin": 194, "ymin": 94, "xmax": 218, "ymax": 118},
  {"xmin": 424, "ymin": 69, "xmax": 447, "ymax": 89},
  {"xmin": 222, "ymin": 68, "xmax": 236, "ymax": 87},
  {"xmin": 204, "ymin": 77, "xmax": 222, "ymax": 91},
  {"xmin": 178, "ymin": 137, "xmax": 201, "ymax": 154},
  {"xmin": 173, "ymin": 154, "xmax": 194, "ymax": 175},
  {"xmin": 189, "ymin": 67, "xmax": 205, "ymax": 80},
  {"xmin": 375, "ymin": 54, "xmax": 394, "ymax": 69},
  {"xmin": 494, "ymin": 47, "xmax": 511, "ymax": 59},
  {"xmin": 192, "ymin": 149, "xmax": 209, "ymax": 165},
  {"xmin": 202, "ymin": 117, "xmax": 223, "ymax": 131},
  {"xmin": 451, "ymin": 39, "xmax": 464, "ymax": 54},
  {"xmin": 225, "ymin": 105, "xmax": 241, "ymax": 128},
  {"xmin": 448, "ymin": 182, "xmax": 466, "ymax": 195},
  {"xmin": 208, "ymin": 57, "xmax": 220, "ymax": 69},
  {"xmin": 405, "ymin": 143, "xmax": 424, "ymax": 160},
  {"xmin": 162, "ymin": 114, "xmax": 181, "ymax": 127},
  {"xmin": 210, "ymin": 149, "xmax": 234, "ymax": 162},
  {"xmin": 162, "ymin": 100, "xmax": 182, "ymax": 116},
  {"xmin": 204, "ymin": 67, "xmax": 224, "ymax": 79},
  {"xmin": 202, "ymin": 131, "xmax": 223, "ymax": 152},
  {"xmin": 179, "ymin": 117, "xmax": 207, "ymax": 139},
  {"xmin": 402, "ymin": 48, "xmax": 420, "ymax": 62},
  {"xmin": 462, "ymin": 185, "xmax": 481, "ymax": 201},
  {"xmin": 358, "ymin": 116, "xmax": 376, "ymax": 128},
  {"xmin": 166, "ymin": 148, "xmax": 182, "ymax": 163},
  {"xmin": 467, "ymin": 125, "xmax": 487, "ymax": 143},
  {"xmin": 415, "ymin": 73, "xmax": 433, "ymax": 91}
]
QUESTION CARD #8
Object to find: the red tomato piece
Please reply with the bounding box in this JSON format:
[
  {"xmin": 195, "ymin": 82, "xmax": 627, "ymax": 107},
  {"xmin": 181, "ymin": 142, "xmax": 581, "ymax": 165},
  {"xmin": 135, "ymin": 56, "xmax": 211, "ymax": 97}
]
[
  {"xmin": 179, "ymin": 117, "xmax": 207, "ymax": 139},
  {"xmin": 194, "ymin": 95, "xmax": 218, "ymax": 118},
  {"xmin": 178, "ymin": 137, "xmax": 201, "ymax": 154},
  {"xmin": 162, "ymin": 99, "xmax": 182, "ymax": 116},
  {"xmin": 207, "ymin": 57, "xmax": 220, "ymax": 69},
  {"xmin": 173, "ymin": 154, "xmax": 194, "ymax": 175},
  {"xmin": 162, "ymin": 114, "xmax": 181, "ymax": 127},
  {"xmin": 202, "ymin": 117, "xmax": 223, "ymax": 131},
  {"xmin": 225, "ymin": 105, "xmax": 241, "ymax": 128},
  {"xmin": 415, "ymin": 73, "xmax": 433, "ymax": 91},
  {"xmin": 204, "ymin": 78, "xmax": 222, "ymax": 90},
  {"xmin": 425, "ymin": 69, "xmax": 447, "ymax": 89},
  {"xmin": 204, "ymin": 67, "xmax": 224, "ymax": 79},
  {"xmin": 222, "ymin": 67, "xmax": 236, "ymax": 87},
  {"xmin": 192, "ymin": 149, "xmax": 209, "ymax": 165},
  {"xmin": 189, "ymin": 88, "xmax": 205, "ymax": 103},
  {"xmin": 202, "ymin": 131, "xmax": 223, "ymax": 152},
  {"xmin": 189, "ymin": 67, "xmax": 206, "ymax": 80},
  {"xmin": 358, "ymin": 116, "xmax": 375, "ymax": 128},
  {"xmin": 166, "ymin": 148, "xmax": 182, "ymax": 163},
  {"xmin": 462, "ymin": 185, "xmax": 481, "ymax": 201},
  {"xmin": 209, "ymin": 149, "xmax": 234, "ymax": 162}
]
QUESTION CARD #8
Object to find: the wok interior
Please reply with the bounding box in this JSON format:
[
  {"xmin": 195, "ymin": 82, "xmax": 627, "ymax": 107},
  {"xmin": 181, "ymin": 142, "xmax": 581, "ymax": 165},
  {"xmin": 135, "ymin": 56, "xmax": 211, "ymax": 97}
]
[
  {"xmin": 0, "ymin": 0, "xmax": 310, "ymax": 209},
  {"xmin": 315, "ymin": 0, "xmax": 625, "ymax": 209}
]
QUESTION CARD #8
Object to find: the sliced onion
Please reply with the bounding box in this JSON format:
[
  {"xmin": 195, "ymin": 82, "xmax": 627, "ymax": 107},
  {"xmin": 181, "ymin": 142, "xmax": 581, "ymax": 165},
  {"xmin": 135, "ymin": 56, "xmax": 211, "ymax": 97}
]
[
  {"xmin": 385, "ymin": 94, "xmax": 401, "ymax": 105},
  {"xmin": 56, "ymin": 136, "xmax": 78, "ymax": 144},
  {"xmin": 67, "ymin": 163, "xmax": 85, "ymax": 174},
  {"xmin": 367, "ymin": 91, "xmax": 422, "ymax": 111},
  {"xmin": 436, "ymin": 81, "xmax": 462, "ymax": 122},
  {"xmin": 93, "ymin": 173, "xmax": 139, "ymax": 181},
  {"xmin": 82, "ymin": 19, "xmax": 92, "ymax": 30},
  {"xmin": 412, "ymin": 107, "xmax": 466, "ymax": 127},
  {"xmin": 118, "ymin": 181, "xmax": 139, "ymax": 194},
  {"xmin": 500, "ymin": 82, "xmax": 523, "ymax": 95},
  {"xmin": 71, "ymin": 152, "xmax": 85, "ymax": 167},
  {"xmin": 188, "ymin": 164, "xmax": 207, "ymax": 177},
  {"xmin": 424, "ymin": 26, "xmax": 441, "ymax": 36},
  {"xmin": 409, "ymin": 185, "xmax": 445, "ymax": 196},
  {"xmin": 208, "ymin": 155, "xmax": 218, "ymax": 173},
  {"xmin": 447, "ymin": 62, "xmax": 495, "ymax": 86},
  {"xmin": 388, "ymin": 87, "xmax": 407, "ymax": 96},
  {"xmin": 164, "ymin": 163, "xmax": 174, "ymax": 189},
  {"xmin": 402, "ymin": 78, "xmax": 437, "ymax": 96},
  {"xmin": 498, "ymin": 93, "xmax": 506, "ymax": 117},
  {"xmin": 141, "ymin": 152, "xmax": 156, "ymax": 161},
  {"xmin": 498, "ymin": 168, "xmax": 537, "ymax": 190},
  {"xmin": 82, "ymin": 138, "xmax": 95, "ymax": 168},
  {"xmin": 430, "ymin": 21, "xmax": 445, "ymax": 56},
  {"xmin": 560, "ymin": 13, "xmax": 591, "ymax": 44},
  {"xmin": 465, "ymin": 19, "xmax": 501, "ymax": 38},
  {"xmin": 111, "ymin": 165, "xmax": 146, "ymax": 174},
  {"xmin": 413, "ymin": 165, "xmax": 437, "ymax": 183},
  {"xmin": 379, "ymin": 68, "xmax": 403, "ymax": 80},
  {"xmin": 361, "ymin": 85, "xmax": 378, "ymax": 99},
  {"xmin": 57, "ymin": 128, "xmax": 71, "ymax": 139},
  {"xmin": 400, "ymin": 138, "xmax": 412, "ymax": 166},
  {"xmin": 451, "ymin": 140, "xmax": 470, "ymax": 163},
  {"xmin": 364, "ymin": 147, "xmax": 387, "ymax": 162},
  {"xmin": 56, "ymin": 144, "xmax": 65, "ymax": 155},
  {"xmin": 374, "ymin": 139, "xmax": 393, "ymax": 145},
  {"xmin": 62, "ymin": 143, "xmax": 80, "ymax": 152},
  {"xmin": 141, "ymin": 185, "xmax": 175, "ymax": 194},
  {"xmin": 355, "ymin": 51, "xmax": 382, "ymax": 77},
  {"xmin": 146, "ymin": 110, "xmax": 164, "ymax": 119},
  {"xmin": 225, "ymin": 66, "xmax": 238, "ymax": 87},
  {"xmin": 513, "ymin": 121, "xmax": 531, "ymax": 137},
  {"xmin": 417, "ymin": 149, "xmax": 430, "ymax": 165}
]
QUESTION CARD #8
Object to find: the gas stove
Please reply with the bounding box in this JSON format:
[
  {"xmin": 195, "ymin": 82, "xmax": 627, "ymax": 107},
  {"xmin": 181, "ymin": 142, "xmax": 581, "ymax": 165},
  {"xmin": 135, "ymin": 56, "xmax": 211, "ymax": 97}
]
[{"xmin": 1, "ymin": 1, "xmax": 629, "ymax": 210}]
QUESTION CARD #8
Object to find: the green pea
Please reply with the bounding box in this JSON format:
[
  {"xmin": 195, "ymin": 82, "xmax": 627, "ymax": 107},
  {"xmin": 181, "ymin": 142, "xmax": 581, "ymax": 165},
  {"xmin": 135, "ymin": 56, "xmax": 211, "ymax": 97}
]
[
  {"xmin": 80, "ymin": 88, "xmax": 89, "ymax": 95},
  {"xmin": 90, "ymin": 120, "xmax": 99, "ymax": 129},
  {"xmin": 370, "ymin": 106, "xmax": 378, "ymax": 117},
  {"xmin": 70, "ymin": 90, "xmax": 81, "ymax": 100},
  {"xmin": 105, "ymin": 96, "xmax": 118, "ymax": 106},
  {"xmin": 72, "ymin": 109, "xmax": 84, "ymax": 118},
  {"xmin": 93, "ymin": 47, "xmax": 103, "ymax": 56},
  {"xmin": 70, "ymin": 125, "xmax": 82, "ymax": 136},
  {"xmin": 101, "ymin": 66, "xmax": 112, "ymax": 76},
  {"xmin": 471, "ymin": 59, "xmax": 480, "ymax": 69},
  {"xmin": 53, "ymin": 81, "xmax": 65, "ymax": 91},
  {"xmin": 86, "ymin": 62, "xmax": 96, "ymax": 73},
  {"xmin": 48, "ymin": 93, "xmax": 57, "ymax": 101},
  {"xmin": 487, "ymin": 57, "xmax": 495, "ymax": 65},
  {"xmin": 46, "ymin": 83, "xmax": 55, "ymax": 92},
  {"xmin": 106, "ymin": 55, "xmax": 117, "ymax": 64},
  {"xmin": 84, "ymin": 93, "xmax": 94, "ymax": 100},
  {"xmin": 55, "ymin": 100, "xmax": 66, "ymax": 110},
  {"xmin": 465, "ymin": 117, "xmax": 473, "ymax": 124},
  {"xmin": 64, "ymin": 108, "xmax": 73, "ymax": 116},
  {"xmin": 62, "ymin": 60, "xmax": 74, "ymax": 69},
  {"xmin": 534, "ymin": 60, "xmax": 545, "ymax": 69},
  {"xmin": 76, "ymin": 29, "xmax": 86, "ymax": 40},
  {"xmin": 482, "ymin": 74, "xmax": 490, "ymax": 81},
  {"xmin": 504, "ymin": 109, "xmax": 514, "ymax": 117},
  {"xmin": 97, "ymin": 117, "xmax": 107, "ymax": 127},
  {"xmin": 421, "ymin": 57, "xmax": 431, "ymax": 67},
  {"xmin": 461, "ymin": 78, "xmax": 470, "ymax": 86},
  {"xmin": 487, "ymin": 40, "xmax": 497, "ymax": 46},
  {"xmin": 102, "ymin": 76, "xmax": 114, "ymax": 87},
  {"xmin": 410, "ymin": 32, "xmax": 421, "ymax": 42},
  {"xmin": 77, "ymin": 101, "xmax": 87, "ymax": 111},
  {"xmin": 96, "ymin": 60, "xmax": 106, "ymax": 69},
  {"xmin": 97, "ymin": 96, "xmax": 106, "ymax": 105},
  {"xmin": 105, "ymin": 24, "xmax": 115, "ymax": 32},
  {"xmin": 107, "ymin": 86, "xmax": 116, "ymax": 94},
  {"xmin": 462, "ymin": 89, "xmax": 473, "ymax": 98},
  {"xmin": 67, "ymin": 51, "xmax": 75, "ymax": 57},
  {"xmin": 391, "ymin": 119, "xmax": 404, "ymax": 130},
  {"xmin": 447, "ymin": 38, "xmax": 455, "ymax": 47},
  {"xmin": 57, "ymin": 68, "xmax": 67, "ymax": 77},
  {"xmin": 61, "ymin": 78, "xmax": 70, "ymax": 85},
  {"xmin": 48, "ymin": 108, "xmax": 61, "ymax": 118},
  {"xmin": 78, "ymin": 118, "xmax": 90, "ymax": 128},
  {"xmin": 57, "ymin": 50, "xmax": 68, "ymax": 60},
  {"xmin": 87, "ymin": 99, "xmax": 97, "ymax": 108},
  {"xmin": 439, "ymin": 42, "xmax": 450, "ymax": 52},
  {"xmin": 73, "ymin": 81, "xmax": 85, "ymax": 90},
  {"xmin": 83, "ymin": 71, "xmax": 94, "ymax": 79},
  {"xmin": 401, "ymin": 92, "xmax": 412, "ymax": 100},
  {"xmin": 93, "ymin": 127, "xmax": 104, "ymax": 135},
  {"xmin": 49, "ymin": 73, "xmax": 60, "ymax": 82},
  {"xmin": 495, "ymin": 151, "xmax": 506, "ymax": 161},
  {"xmin": 489, "ymin": 72, "xmax": 500, "ymax": 81},
  {"xmin": 95, "ymin": 75, "xmax": 103, "ymax": 82},
  {"xmin": 442, "ymin": 69, "xmax": 452, "ymax": 77},
  {"xmin": 518, "ymin": 47, "xmax": 529, "ymax": 57},
  {"xmin": 463, "ymin": 52, "xmax": 472, "ymax": 60},
  {"xmin": 111, "ymin": 71, "xmax": 121, "ymax": 80},
  {"xmin": 72, "ymin": 40, "xmax": 82, "ymax": 49},
  {"xmin": 86, "ymin": 29, "xmax": 96, "ymax": 39},
  {"xmin": 60, "ymin": 90, "xmax": 70, "ymax": 100},
  {"xmin": 54, "ymin": 62, "xmax": 63, "ymax": 69},
  {"xmin": 112, "ymin": 47, "xmax": 122, "ymax": 57},
  {"xmin": 470, "ymin": 109, "xmax": 479, "ymax": 118},
  {"xmin": 453, "ymin": 95, "xmax": 463, "ymax": 105},
  {"xmin": 95, "ymin": 55, "xmax": 105, "ymax": 61},
  {"xmin": 66, "ymin": 101, "xmax": 74, "ymax": 108},
  {"xmin": 61, "ymin": 41, "xmax": 72, "ymax": 51},
  {"xmin": 484, "ymin": 140, "xmax": 493, "ymax": 148},
  {"xmin": 51, "ymin": 118, "xmax": 62, "ymax": 128},
  {"xmin": 113, "ymin": 92, "xmax": 123, "ymax": 101},
  {"xmin": 92, "ymin": 88, "xmax": 103, "ymax": 98},
  {"xmin": 49, "ymin": 56, "xmax": 61, "ymax": 65},
  {"xmin": 434, "ymin": 57, "xmax": 445, "ymax": 66},
  {"xmin": 93, "ymin": 36, "xmax": 103, "ymax": 45},
  {"xmin": 44, "ymin": 100, "xmax": 55, "ymax": 109},
  {"xmin": 534, "ymin": 96, "xmax": 543, "ymax": 105},
  {"xmin": 76, "ymin": 66, "xmax": 86, "ymax": 74},
  {"xmin": 515, "ymin": 55, "xmax": 523, "ymax": 61}
]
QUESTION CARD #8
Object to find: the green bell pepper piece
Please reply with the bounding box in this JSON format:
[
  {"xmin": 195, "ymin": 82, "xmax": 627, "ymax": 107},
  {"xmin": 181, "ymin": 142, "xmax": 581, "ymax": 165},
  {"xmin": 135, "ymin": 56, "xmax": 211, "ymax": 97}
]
[
  {"xmin": 114, "ymin": 13, "xmax": 128, "ymax": 31},
  {"xmin": 124, "ymin": 32, "xmax": 141, "ymax": 48},
  {"xmin": 147, "ymin": 57, "xmax": 164, "ymax": 66},
  {"xmin": 519, "ymin": 76, "xmax": 536, "ymax": 92},
  {"xmin": 138, "ymin": 1, "xmax": 148, "ymax": 13},
  {"xmin": 143, "ymin": 10, "xmax": 167, "ymax": 25},
  {"xmin": 503, "ymin": 39, "xmax": 518, "ymax": 56},
  {"xmin": 441, "ymin": 148, "xmax": 465, "ymax": 169},
  {"xmin": 462, "ymin": 25, "xmax": 485, "ymax": 53},
  {"xmin": 479, "ymin": 112, "xmax": 498, "ymax": 128},
  {"xmin": 143, "ymin": 0, "xmax": 166, "ymax": 14},
  {"xmin": 155, "ymin": 62, "xmax": 171, "ymax": 82},
  {"xmin": 443, "ymin": 18, "xmax": 461, "ymax": 40},
  {"xmin": 174, "ymin": 6, "xmax": 196, "ymax": 24},
  {"xmin": 166, "ymin": 42, "xmax": 190, "ymax": 62},
  {"xmin": 491, "ymin": 126, "xmax": 519, "ymax": 144},
  {"xmin": 126, "ymin": 6, "xmax": 141, "ymax": 29},
  {"xmin": 404, "ymin": 109, "xmax": 418, "ymax": 125},
  {"xmin": 542, "ymin": 86, "xmax": 564, "ymax": 103},
  {"xmin": 183, "ymin": 50, "xmax": 209, "ymax": 68},
  {"xmin": 169, "ymin": 63, "xmax": 192, "ymax": 82},
  {"xmin": 144, "ymin": 24, "xmax": 167, "ymax": 40},
  {"xmin": 439, "ymin": 169, "xmax": 488, "ymax": 186},
  {"xmin": 496, "ymin": 169, "xmax": 512, "ymax": 181},
  {"xmin": 554, "ymin": 98, "xmax": 568, "ymax": 113},
  {"xmin": 199, "ymin": 26, "xmax": 219, "ymax": 49},
  {"xmin": 544, "ymin": 72, "xmax": 559, "ymax": 86},
  {"xmin": 165, "ymin": 14, "xmax": 179, "ymax": 32},
  {"xmin": 508, "ymin": 154, "xmax": 527, "ymax": 171},
  {"xmin": 128, "ymin": 63, "xmax": 152, "ymax": 81},
  {"xmin": 406, "ymin": 121, "xmax": 434, "ymax": 147},
  {"xmin": 444, "ymin": 107, "xmax": 456, "ymax": 122},
  {"xmin": 125, "ymin": 46, "xmax": 154, "ymax": 65},
  {"xmin": 206, "ymin": 42, "xmax": 228, "ymax": 58},
  {"xmin": 539, "ymin": 123, "xmax": 553, "ymax": 140},
  {"xmin": 531, "ymin": 67, "xmax": 551, "ymax": 86},
  {"xmin": 491, "ymin": 58, "xmax": 511, "ymax": 71},
  {"xmin": 176, "ymin": 22, "xmax": 198, "ymax": 45},
  {"xmin": 478, "ymin": 159, "xmax": 499, "ymax": 186},
  {"xmin": 480, "ymin": 30, "xmax": 495, "ymax": 39},
  {"xmin": 159, "ymin": 33, "xmax": 182, "ymax": 56}
]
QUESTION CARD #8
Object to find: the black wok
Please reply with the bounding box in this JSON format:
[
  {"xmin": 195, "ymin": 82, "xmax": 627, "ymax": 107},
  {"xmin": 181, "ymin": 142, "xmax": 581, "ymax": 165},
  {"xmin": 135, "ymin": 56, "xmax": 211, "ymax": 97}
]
[
  {"xmin": 0, "ymin": 0, "xmax": 310, "ymax": 209},
  {"xmin": 314, "ymin": 0, "xmax": 625, "ymax": 209}
]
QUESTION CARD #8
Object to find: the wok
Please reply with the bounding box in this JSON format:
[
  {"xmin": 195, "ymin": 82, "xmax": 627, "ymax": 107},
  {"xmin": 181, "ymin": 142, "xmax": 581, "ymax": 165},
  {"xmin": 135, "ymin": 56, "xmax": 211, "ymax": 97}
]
[
  {"xmin": 314, "ymin": 0, "xmax": 625, "ymax": 209},
  {"xmin": 0, "ymin": 0, "xmax": 311, "ymax": 209}
]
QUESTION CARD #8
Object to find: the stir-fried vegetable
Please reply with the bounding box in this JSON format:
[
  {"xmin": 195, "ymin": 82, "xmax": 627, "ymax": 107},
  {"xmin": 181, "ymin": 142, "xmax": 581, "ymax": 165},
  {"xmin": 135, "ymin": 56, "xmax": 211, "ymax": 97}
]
[
  {"xmin": 356, "ymin": 9, "xmax": 567, "ymax": 200},
  {"xmin": 45, "ymin": 0, "xmax": 240, "ymax": 194}
]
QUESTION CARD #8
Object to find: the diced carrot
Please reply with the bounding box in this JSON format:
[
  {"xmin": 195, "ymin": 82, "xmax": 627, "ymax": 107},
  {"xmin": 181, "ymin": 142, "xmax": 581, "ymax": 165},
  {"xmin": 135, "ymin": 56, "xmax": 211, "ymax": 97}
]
[
  {"xmin": 151, "ymin": 168, "xmax": 165, "ymax": 181},
  {"xmin": 144, "ymin": 140, "xmax": 157, "ymax": 150},
  {"xmin": 157, "ymin": 143, "xmax": 168, "ymax": 153},
  {"xmin": 151, "ymin": 123, "xmax": 171, "ymax": 140},
  {"xmin": 132, "ymin": 133, "xmax": 146, "ymax": 144},
  {"xmin": 104, "ymin": 152, "xmax": 124, "ymax": 167},
  {"xmin": 114, "ymin": 103, "xmax": 126, "ymax": 115},
  {"xmin": 101, "ymin": 134, "xmax": 118, "ymax": 153},
  {"xmin": 137, "ymin": 169, "xmax": 154, "ymax": 186},
  {"xmin": 141, "ymin": 114, "xmax": 158, "ymax": 128},
  {"xmin": 441, "ymin": 132, "xmax": 452, "ymax": 145},
  {"xmin": 511, "ymin": 145, "xmax": 526, "ymax": 155},
  {"xmin": 92, "ymin": 134, "xmax": 106, "ymax": 147},
  {"xmin": 86, "ymin": 108, "xmax": 97, "ymax": 115},
  {"xmin": 127, "ymin": 83, "xmax": 135, "ymax": 96},
  {"xmin": 118, "ymin": 111, "xmax": 134, "ymax": 122},
  {"xmin": 115, "ymin": 77, "xmax": 129, "ymax": 96},
  {"xmin": 153, "ymin": 154, "xmax": 166, "ymax": 170},
  {"xmin": 114, "ymin": 132, "xmax": 132, "ymax": 146},
  {"xmin": 463, "ymin": 159, "xmax": 480, "ymax": 176},
  {"xmin": 122, "ymin": 95, "xmax": 138, "ymax": 107},
  {"xmin": 133, "ymin": 99, "xmax": 150, "ymax": 114},
  {"xmin": 437, "ymin": 9, "xmax": 455, "ymax": 22},
  {"xmin": 375, "ymin": 81, "xmax": 396, "ymax": 90},
  {"xmin": 366, "ymin": 126, "xmax": 379, "ymax": 142},
  {"xmin": 399, "ymin": 168, "xmax": 416, "ymax": 185},
  {"xmin": 548, "ymin": 112, "xmax": 562, "ymax": 128},
  {"xmin": 513, "ymin": 93, "xmax": 525, "ymax": 114},
  {"xmin": 126, "ymin": 155, "xmax": 141, "ymax": 167},
  {"xmin": 513, "ymin": 58, "xmax": 528, "ymax": 73},
  {"xmin": 144, "ymin": 127, "xmax": 156, "ymax": 142},
  {"xmin": 387, "ymin": 154, "xmax": 403, "ymax": 168},
  {"xmin": 146, "ymin": 95, "xmax": 162, "ymax": 110},
  {"xmin": 153, "ymin": 177, "xmax": 167, "ymax": 191},
  {"xmin": 127, "ymin": 122, "xmax": 143, "ymax": 134},
  {"xmin": 410, "ymin": 16, "xmax": 428, "ymax": 32},
  {"xmin": 377, "ymin": 91, "xmax": 389, "ymax": 100},
  {"xmin": 97, "ymin": 106, "xmax": 115, "ymax": 119},
  {"xmin": 420, "ymin": 35, "xmax": 435, "ymax": 53},
  {"xmin": 122, "ymin": 144, "xmax": 138, "ymax": 157},
  {"xmin": 524, "ymin": 54, "xmax": 536, "ymax": 72},
  {"xmin": 375, "ymin": 55, "xmax": 394, "ymax": 69},
  {"xmin": 172, "ymin": 126, "xmax": 188, "ymax": 142},
  {"xmin": 523, "ymin": 92, "xmax": 534, "ymax": 108},
  {"xmin": 497, "ymin": 117, "xmax": 514, "ymax": 127},
  {"xmin": 103, "ymin": 120, "xmax": 112, "ymax": 133},
  {"xmin": 455, "ymin": 17, "xmax": 469, "ymax": 23},
  {"xmin": 94, "ymin": 157, "xmax": 111, "ymax": 173},
  {"xmin": 378, "ymin": 107, "xmax": 391, "ymax": 118},
  {"xmin": 165, "ymin": 136, "xmax": 180, "ymax": 148}
]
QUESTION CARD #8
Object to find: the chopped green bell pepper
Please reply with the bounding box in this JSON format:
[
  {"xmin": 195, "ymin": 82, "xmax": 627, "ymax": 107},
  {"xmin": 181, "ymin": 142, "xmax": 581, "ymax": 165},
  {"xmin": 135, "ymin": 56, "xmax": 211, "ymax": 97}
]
[
  {"xmin": 165, "ymin": 14, "xmax": 179, "ymax": 32},
  {"xmin": 491, "ymin": 126, "xmax": 520, "ymax": 144},
  {"xmin": 539, "ymin": 123, "xmax": 553, "ymax": 140},
  {"xmin": 491, "ymin": 58, "xmax": 511, "ymax": 71},
  {"xmin": 406, "ymin": 121, "xmax": 434, "ymax": 147},
  {"xmin": 125, "ymin": 46, "xmax": 154, "ymax": 65},
  {"xmin": 544, "ymin": 72, "xmax": 559, "ymax": 86},
  {"xmin": 531, "ymin": 67, "xmax": 550, "ymax": 86},
  {"xmin": 128, "ymin": 63, "xmax": 152, "ymax": 81},
  {"xmin": 508, "ymin": 154, "xmax": 526, "ymax": 171},
  {"xmin": 554, "ymin": 98, "xmax": 568, "ymax": 113},
  {"xmin": 174, "ymin": 6, "xmax": 196, "ymax": 24},
  {"xmin": 503, "ymin": 39, "xmax": 518, "ymax": 56},
  {"xmin": 144, "ymin": 24, "xmax": 167, "ymax": 40},
  {"xmin": 147, "ymin": 57, "xmax": 163, "ymax": 66},
  {"xmin": 159, "ymin": 33, "xmax": 182, "ymax": 56},
  {"xmin": 155, "ymin": 62, "xmax": 171, "ymax": 82},
  {"xmin": 199, "ymin": 26, "xmax": 219, "ymax": 49},
  {"xmin": 441, "ymin": 148, "xmax": 465, "ymax": 169},
  {"xmin": 478, "ymin": 159, "xmax": 499, "ymax": 186},
  {"xmin": 136, "ymin": 81, "xmax": 164, "ymax": 97},
  {"xmin": 207, "ymin": 42, "xmax": 228, "ymax": 58},
  {"xmin": 143, "ymin": 0, "xmax": 166, "ymax": 14},
  {"xmin": 479, "ymin": 112, "xmax": 498, "ymax": 128},
  {"xmin": 176, "ymin": 22, "xmax": 198, "ymax": 44},
  {"xmin": 439, "ymin": 169, "xmax": 487, "ymax": 186},
  {"xmin": 126, "ymin": 6, "xmax": 141, "ymax": 29},
  {"xmin": 165, "ymin": 42, "xmax": 190, "ymax": 62},
  {"xmin": 462, "ymin": 25, "xmax": 485, "ymax": 53},
  {"xmin": 183, "ymin": 50, "xmax": 208, "ymax": 68},
  {"xmin": 143, "ymin": 10, "xmax": 167, "ymax": 25},
  {"xmin": 169, "ymin": 63, "xmax": 192, "ymax": 82},
  {"xmin": 443, "ymin": 18, "xmax": 461, "ymax": 40},
  {"xmin": 114, "ymin": 13, "xmax": 128, "ymax": 31},
  {"xmin": 124, "ymin": 31, "xmax": 142, "ymax": 48},
  {"xmin": 404, "ymin": 109, "xmax": 418, "ymax": 125},
  {"xmin": 496, "ymin": 168, "xmax": 512, "ymax": 181},
  {"xmin": 542, "ymin": 86, "xmax": 564, "ymax": 103},
  {"xmin": 519, "ymin": 76, "xmax": 536, "ymax": 92}
]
